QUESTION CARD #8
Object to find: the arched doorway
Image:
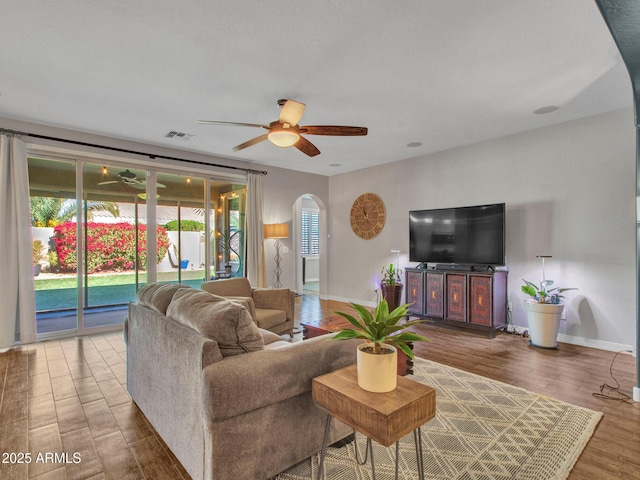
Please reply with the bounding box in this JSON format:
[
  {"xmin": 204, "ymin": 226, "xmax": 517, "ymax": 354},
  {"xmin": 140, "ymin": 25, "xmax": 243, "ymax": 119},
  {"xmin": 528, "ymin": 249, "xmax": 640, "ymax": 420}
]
[{"xmin": 293, "ymin": 194, "xmax": 326, "ymax": 298}]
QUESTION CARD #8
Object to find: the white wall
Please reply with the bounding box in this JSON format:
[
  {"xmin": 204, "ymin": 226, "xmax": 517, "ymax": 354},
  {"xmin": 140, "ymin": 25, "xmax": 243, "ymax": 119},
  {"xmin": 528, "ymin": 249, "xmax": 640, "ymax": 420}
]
[
  {"xmin": 328, "ymin": 108, "xmax": 636, "ymax": 351},
  {"xmin": 261, "ymin": 167, "xmax": 329, "ymax": 290},
  {"xmin": 158, "ymin": 231, "xmax": 204, "ymax": 272}
]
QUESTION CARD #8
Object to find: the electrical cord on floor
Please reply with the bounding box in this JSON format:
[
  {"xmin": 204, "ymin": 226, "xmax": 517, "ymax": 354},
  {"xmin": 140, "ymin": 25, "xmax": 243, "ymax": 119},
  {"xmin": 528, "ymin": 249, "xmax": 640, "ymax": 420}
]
[
  {"xmin": 505, "ymin": 306, "xmax": 513, "ymax": 332},
  {"xmin": 503, "ymin": 307, "xmax": 529, "ymax": 338},
  {"xmin": 592, "ymin": 350, "xmax": 633, "ymax": 403}
]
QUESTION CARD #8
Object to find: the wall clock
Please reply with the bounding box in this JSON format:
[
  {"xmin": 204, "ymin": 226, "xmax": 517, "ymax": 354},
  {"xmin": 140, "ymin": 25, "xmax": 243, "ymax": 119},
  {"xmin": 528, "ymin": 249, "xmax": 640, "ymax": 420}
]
[{"xmin": 350, "ymin": 193, "xmax": 386, "ymax": 239}]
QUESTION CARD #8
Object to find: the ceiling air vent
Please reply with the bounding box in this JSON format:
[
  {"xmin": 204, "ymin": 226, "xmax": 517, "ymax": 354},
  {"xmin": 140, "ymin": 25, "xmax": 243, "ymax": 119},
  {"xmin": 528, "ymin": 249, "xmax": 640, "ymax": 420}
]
[{"xmin": 165, "ymin": 130, "xmax": 196, "ymax": 141}]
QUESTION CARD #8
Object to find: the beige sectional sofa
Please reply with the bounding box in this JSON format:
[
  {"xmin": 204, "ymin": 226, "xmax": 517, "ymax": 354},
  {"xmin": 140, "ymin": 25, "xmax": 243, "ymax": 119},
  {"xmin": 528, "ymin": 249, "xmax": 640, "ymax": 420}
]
[
  {"xmin": 125, "ymin": 283, "xmax": 356, "ymax": 480},
  {"xmin": 201, "ymin": 277, "xmax": 295, "ymax": 336}
]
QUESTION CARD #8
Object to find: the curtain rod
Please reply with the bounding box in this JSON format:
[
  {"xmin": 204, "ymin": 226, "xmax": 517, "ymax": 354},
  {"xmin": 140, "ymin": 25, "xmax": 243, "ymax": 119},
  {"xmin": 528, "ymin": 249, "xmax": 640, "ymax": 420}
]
[{"xmin": 0, "ymin": 128, "xmax": 268, "ymax": 175}]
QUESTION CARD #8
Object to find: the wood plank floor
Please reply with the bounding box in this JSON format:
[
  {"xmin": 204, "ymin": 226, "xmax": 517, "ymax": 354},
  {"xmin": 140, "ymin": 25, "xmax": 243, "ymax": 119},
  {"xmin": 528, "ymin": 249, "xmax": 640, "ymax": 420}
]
[{"xmin": 1, "ymin": 296, "xmax": 638, "ymax": 479}]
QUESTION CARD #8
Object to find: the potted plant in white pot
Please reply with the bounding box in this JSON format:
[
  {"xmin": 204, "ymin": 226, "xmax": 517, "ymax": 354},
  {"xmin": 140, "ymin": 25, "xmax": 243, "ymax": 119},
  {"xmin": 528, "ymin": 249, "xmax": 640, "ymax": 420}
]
[
  {"xmin": 380, "ymin": 263, "xmax": 403, "ymax": 311},
  {"xmin": 521, "ymin": 258, "xmax": 576, "ymax": 349},
  {"xmin": 332, "ymin": 300, "xmax": 429, "ymax": 392}
]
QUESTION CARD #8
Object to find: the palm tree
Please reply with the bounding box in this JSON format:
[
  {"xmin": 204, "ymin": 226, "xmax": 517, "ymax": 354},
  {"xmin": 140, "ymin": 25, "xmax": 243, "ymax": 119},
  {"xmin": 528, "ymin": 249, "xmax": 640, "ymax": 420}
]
[{"xmin": 30, "ymin": 197, "xmax": 120, "ymax": 227}]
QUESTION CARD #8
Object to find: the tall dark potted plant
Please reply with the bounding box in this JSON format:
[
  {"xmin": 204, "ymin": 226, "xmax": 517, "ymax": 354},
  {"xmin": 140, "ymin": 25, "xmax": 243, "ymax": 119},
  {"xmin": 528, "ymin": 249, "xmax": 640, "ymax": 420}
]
[{"xmin": 380, "ymin": 263, "xmax": 402, "ymax": 310}]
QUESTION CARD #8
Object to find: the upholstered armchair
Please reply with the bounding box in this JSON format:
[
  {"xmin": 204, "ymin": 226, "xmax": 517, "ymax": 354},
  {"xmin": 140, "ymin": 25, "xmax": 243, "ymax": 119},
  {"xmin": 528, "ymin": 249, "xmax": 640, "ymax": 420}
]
[{"xmin": 201, "ymin": 277, "xmax": 295, "ymax": 336}]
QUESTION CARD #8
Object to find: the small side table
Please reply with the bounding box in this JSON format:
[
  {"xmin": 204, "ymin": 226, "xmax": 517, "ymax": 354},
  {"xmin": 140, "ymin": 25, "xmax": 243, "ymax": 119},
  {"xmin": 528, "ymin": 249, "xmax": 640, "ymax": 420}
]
[{"xmin": 312, "ymin": 365, "xmax": 436, "ymax": 480}]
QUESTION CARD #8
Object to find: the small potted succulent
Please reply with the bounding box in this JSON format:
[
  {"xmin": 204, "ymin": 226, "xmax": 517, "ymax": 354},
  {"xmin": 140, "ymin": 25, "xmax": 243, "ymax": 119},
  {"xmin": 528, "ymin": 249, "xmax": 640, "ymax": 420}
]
[
  {"xmin": 380, "ymin": 263, "xmax": 403, "ymax": 310},
  {"xmin": 521, "ymin": 257, "xmax": 576, "ymax": 349},
  {"xmin": 332, "ymin": 300, "xmax": 428, "ymax": 392}
]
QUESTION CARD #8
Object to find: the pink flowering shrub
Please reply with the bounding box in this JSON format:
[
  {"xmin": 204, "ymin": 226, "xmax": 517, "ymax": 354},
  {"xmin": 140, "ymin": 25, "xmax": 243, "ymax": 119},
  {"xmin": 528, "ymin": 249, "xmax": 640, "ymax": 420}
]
[{"xmin": 53, "ymin": 222, "xmax": 170, "ymax": 273}]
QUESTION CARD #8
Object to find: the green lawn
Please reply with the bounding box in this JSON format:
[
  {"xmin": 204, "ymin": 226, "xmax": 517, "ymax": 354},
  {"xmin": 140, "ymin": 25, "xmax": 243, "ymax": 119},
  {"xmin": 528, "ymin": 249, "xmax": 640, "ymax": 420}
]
[
  {"xmin": 34, "ymin": 271, "xmax": 208, "ymax": 311},
  {"xmin": 35, "ymin": 270, "xmax": 207, "ymax": 290}
]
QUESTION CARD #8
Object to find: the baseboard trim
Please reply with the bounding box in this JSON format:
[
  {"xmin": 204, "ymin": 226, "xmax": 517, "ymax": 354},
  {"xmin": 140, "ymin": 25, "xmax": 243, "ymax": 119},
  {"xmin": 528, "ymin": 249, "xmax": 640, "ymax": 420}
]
[
  {"xmin": 556, "ymin": 333, "xmax": 634, "ymax": 355},
  {"xmin": 324, "ymin": 296, "xmax": 635, "ymax": 355},
  {"xmin": 633, "ymin": 386, "xmax": 640, "ymax": 403},
  {"xmin": 326, "ymin": 295, "xmax": 376, "ymax": 308}
]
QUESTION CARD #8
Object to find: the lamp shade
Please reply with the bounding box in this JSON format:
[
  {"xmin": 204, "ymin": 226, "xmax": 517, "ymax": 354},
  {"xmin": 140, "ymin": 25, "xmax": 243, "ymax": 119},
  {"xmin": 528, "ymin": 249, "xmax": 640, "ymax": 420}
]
[{"xmin": 264, "ymin": 223, "xmax": 289, "ymax": 239}]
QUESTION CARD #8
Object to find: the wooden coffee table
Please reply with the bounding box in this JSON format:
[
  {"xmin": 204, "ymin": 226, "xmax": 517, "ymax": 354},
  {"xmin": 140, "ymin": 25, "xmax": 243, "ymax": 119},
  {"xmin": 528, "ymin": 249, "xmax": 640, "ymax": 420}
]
[
  {"xmin": 301, "ymin": 316, "xmax": 414, "ymax": 376},
  {"xmin": 313, "ymin": 365, "xmax": 436, "ymax": 480}
]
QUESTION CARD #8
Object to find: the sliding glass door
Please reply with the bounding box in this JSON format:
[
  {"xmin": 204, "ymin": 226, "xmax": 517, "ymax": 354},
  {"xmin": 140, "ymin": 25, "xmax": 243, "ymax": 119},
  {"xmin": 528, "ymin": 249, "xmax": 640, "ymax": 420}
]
[
  {"xmin": 211, "ymin": 183, "xmax": 246, "ymax": 279},
  {"xmin": 81, "ymin": 163, "xmax": 148, "ymax": 329},
  {"xmin": 28, "ymin": 155, "xmax": 247, "ymax": 338},
  {"xmin": 29, "ymin": 157, "xmax": 78, "ymax": 335},
  {"xmin": 156, "ymin": 172, "xmax": 206, "ymax": 288}
]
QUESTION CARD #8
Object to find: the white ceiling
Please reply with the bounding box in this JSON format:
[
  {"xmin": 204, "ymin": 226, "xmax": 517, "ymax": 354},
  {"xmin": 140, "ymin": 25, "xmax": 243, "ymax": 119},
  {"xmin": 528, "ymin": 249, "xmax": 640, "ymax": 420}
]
[{"xmin": 0, "ymin": 1, "xmax": 632, "ymax": 176}]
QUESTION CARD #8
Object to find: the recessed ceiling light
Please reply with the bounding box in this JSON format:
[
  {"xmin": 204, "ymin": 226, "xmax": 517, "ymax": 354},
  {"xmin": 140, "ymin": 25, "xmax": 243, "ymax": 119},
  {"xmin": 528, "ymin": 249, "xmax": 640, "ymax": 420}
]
[
  {"xmin": 329, "ymin": 163, "xmax": 341, "ymax": 167},
  {"xmin": 533, "ymin": 105, "xmax": 559, "ymax": 115},
  {"xmin": 407, "ymin": 142, "xmax": 423, "ymax": 147}
]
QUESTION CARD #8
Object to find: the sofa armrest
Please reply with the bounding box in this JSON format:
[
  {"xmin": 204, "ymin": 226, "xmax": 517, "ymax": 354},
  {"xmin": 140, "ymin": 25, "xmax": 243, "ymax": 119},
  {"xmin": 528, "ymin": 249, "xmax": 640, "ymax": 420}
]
[
  {"xmin": 202, "ymin": 335, "xmax": 358, "ymax": 421},
  {"xmin": 252, "ymin": 288, "xmax": 295, "ymax": 320}
]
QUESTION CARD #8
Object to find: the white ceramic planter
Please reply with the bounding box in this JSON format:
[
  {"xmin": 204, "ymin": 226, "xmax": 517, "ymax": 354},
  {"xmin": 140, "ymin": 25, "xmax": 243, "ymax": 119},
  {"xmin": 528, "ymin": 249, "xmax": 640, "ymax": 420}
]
[
  {"xmin": 356, "ymin": 342, "xmax": 397, "ymax": 392},
  {"xmin": 524, "ymin": 301, "xmax": 564, "ymax": 349}
]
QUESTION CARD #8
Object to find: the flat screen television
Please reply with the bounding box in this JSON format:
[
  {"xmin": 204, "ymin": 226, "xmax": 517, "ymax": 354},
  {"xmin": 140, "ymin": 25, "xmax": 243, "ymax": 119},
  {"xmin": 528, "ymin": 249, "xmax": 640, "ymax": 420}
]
[{"xmin": 409, "ymin": 203, "xmax": 505, "ymax": 266}]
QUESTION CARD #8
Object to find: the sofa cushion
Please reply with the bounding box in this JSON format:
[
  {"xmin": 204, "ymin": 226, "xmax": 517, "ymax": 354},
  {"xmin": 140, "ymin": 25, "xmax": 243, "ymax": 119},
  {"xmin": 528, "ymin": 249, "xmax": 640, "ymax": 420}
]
[
  {"xmin": 137, "ymin": 283, "xmax": 191, "ymax": 315},
  {"xmin": 254, "ymin": 308, "xmax": 287, "ymax": 330},
  {"xmin": 167, "ymin": 289, "xmax": 264, "ymax": 357},
  {"xmin": 225, "ymin": 296, "xmax": 257, "ymax": 319}
]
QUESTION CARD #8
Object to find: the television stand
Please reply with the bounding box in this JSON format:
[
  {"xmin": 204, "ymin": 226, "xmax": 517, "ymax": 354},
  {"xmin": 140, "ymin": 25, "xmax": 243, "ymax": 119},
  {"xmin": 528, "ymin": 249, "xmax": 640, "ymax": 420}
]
[{"xmin": 405, "ymin": 267, "xmax": 507, "ymax": 337}]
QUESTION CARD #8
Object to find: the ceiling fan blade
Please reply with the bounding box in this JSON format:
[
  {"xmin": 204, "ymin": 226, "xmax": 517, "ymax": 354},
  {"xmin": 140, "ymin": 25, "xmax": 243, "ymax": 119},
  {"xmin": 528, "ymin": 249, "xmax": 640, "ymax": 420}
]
[
  {"xmin": 97, "ymin": 180, "xmax": 118, "ymax": 185},
  {"xmin": 301, "ymin": 125, "xmax": 368, "ymax": 136},
  {"xmin": 279, "ymin": 100, "xmax": 306, "ymax": 126},
  {"xmin": 294, "ymin": 136, "xmax": 321, "ymax": 157},
  {"xmin": 233, "ymin": 134, "xmax": 269, "ymax": 152},
  {"xmin": 198, "ymin": 120, "xmax": 268, "ymax": 129}
]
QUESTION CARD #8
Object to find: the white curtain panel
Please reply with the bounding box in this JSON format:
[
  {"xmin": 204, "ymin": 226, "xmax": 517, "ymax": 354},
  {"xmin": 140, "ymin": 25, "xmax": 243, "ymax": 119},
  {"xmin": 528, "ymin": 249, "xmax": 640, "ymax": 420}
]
[
  {"xmin": 246, "ymin": 172, "xmax": 266, "ymax": 287},
  {"xmin": 0, "ymin": 134, "xmax": 36, "ymax": 351}
]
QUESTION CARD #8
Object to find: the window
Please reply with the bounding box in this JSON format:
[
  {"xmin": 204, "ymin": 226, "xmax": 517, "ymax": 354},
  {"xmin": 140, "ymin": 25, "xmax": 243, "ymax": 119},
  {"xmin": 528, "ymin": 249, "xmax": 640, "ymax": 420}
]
[{"xmin": 301, "ymin": 210, "xmax": 319, "ymax": 256}]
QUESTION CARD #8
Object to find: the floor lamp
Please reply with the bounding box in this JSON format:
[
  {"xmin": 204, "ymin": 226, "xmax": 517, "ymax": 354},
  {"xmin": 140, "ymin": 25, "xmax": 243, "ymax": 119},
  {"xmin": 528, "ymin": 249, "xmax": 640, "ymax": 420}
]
[{"xmin": 264, "ymin": 223, "xmax": 289, "ymax": 288}]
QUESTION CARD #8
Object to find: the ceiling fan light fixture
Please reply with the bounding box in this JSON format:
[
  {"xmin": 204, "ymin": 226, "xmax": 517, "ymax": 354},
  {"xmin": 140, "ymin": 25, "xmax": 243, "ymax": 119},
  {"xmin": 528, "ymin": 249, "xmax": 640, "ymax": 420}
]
[
  {"xmin": 268, "ymin": 124, "xmax": 300, "ymax": 147},
  {"xmin": 137, "ymin": 193, "xmax": 160, "ymax": 200}
]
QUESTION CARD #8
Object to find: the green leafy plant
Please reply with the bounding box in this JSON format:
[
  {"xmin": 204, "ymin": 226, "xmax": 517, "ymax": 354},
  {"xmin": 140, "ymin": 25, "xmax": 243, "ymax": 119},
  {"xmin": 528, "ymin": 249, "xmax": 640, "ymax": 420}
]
[
  {"xmin": 32, "ymin": 239, "xmax": 46, "ymax": 265},
  {"xmin": 163, "ymin": 220, "xmax": 205, "ymax": 231},
  {"xmin": 332, "ymin": 300, "xmax": 428, "ymax": 359},
  {"xmin": 215, "ymin": 230, "xmax": 243, "ymax": 261},
  {"xmin": 521, "ymin": 279, "xmax": 576, "ymax": 304},
  {"xmin": 30, "ymin": 196, "xmax": 119, "ymax": 227},
  {"xmin": 381, "ymin": 263, "xmax": 402, "ymax": 286}
]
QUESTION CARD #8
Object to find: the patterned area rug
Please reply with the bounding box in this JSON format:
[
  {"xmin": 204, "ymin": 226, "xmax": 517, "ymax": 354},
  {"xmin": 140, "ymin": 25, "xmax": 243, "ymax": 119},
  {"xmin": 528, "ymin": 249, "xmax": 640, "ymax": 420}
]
[{"xmin": 276, "ymin": 358, "xmax": 602, "ymax": 480}]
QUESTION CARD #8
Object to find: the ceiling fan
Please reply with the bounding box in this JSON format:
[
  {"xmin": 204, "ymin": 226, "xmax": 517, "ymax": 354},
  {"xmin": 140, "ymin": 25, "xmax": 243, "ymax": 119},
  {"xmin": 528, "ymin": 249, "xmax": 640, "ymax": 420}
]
[
  {"xmin": 98, "ymin": 169, "xmax": 166, "ymax": 189},
  {"xmin": 198, "ymin": 99, "xmax": 368, "ymax": 157}
]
